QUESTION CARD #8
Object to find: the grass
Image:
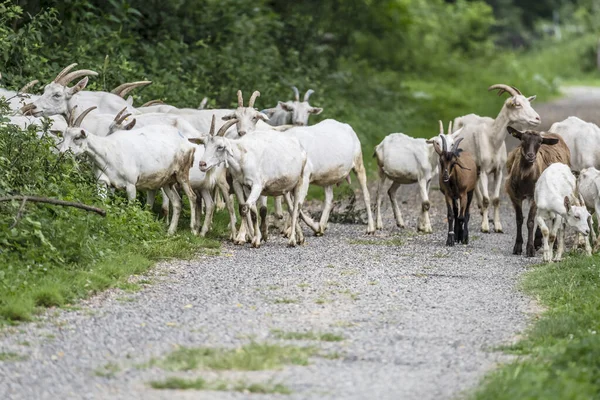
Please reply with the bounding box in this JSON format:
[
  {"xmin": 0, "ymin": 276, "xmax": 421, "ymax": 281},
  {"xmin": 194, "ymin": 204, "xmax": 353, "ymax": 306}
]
[
  {"xmin": 94, "ymin": 362, "xmax": 121, "ymax": 378},
  {"xmin": 150, "ymin": 376, "xmax": 291, "ymax": 394},
  {"xmin": 271, "ymin": 329, "xmax": 345, "ymax": 342},
  {"xmin": 148, "ymin": 342, "xmax": 315, "ymax": 371},
  {"xmin": 472, "ymin": 254, "xmax": 600, "ymax": 399},
  {"xmin": 347, "ymin": 238, "xmax": 403, "ymax": 246},
  {"xmin": 0, "ymin": 351, "xmax": 27, "ymax": 362},
  {"xmin": 273, "ymin": 298, "xmax": 298, "ymax": 304}
]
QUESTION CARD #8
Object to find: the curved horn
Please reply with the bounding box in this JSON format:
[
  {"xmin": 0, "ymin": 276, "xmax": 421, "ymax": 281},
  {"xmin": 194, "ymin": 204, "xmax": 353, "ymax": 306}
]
[
  {"xmin": 58, "ymin": 69, "xmax": 98, "ymax": 86},
  {"xmin": 237, "ymin": 90, "xmax": 244, "ymax": 108},
  {"xmin": 19, "ymin": 80, "xmax": 39, "ymax": 94},
  {"xmin": 291, "ymin": 86, "xmax": 299, "ymax": 101},
  {"xmin": 304, "ymin": 89, "xmax": 314, "ymax": 102},
  {"xmin": 54, "ymin": 63, "xmax": 78, "ymax": 83},
  {"xmin": 111, "ymin": 81, "xmax": 152, "ymax": 98},
  {"xmin": 440, "ymin": 134, "xmax": 448, "ymax": 153},
  {"xmin": 114, "ymin": 107, "xmax": 128, "ymax": 123},
  {"xmin": 488, "ymin": 84, "xmax": 520, "ymax": 98},
  {"xmin": 140, "ymin": 99, "xmax": 164, "ymax": 107},
  {"xmin": 248, "ymin": 91, "xmax": 260, "ymax": 108},
  {"xmin": 451, "ymin": 137, "xmax": 464, "ymax": 154},
  {"xmin": 216, "ymin": 119, "xmax": 238, "ymax": 137},
  {"xmin": 438, "ymin": 120, "xmax": 444, "ymax": 135},
  {"xmin": 209, "ymin": 115, "xmax": 216, "ymax": 136},
  {"xmin": 67, "ymin": 105, "xmax": 78, "ymax": 127},
  {"xmin": 19, "ymin": 103, "xmax": 35, "ymax": 115},
  {"xmin": 510, "ymin": 85, "xmax": 522, "ymax": 95},
  {"xmin": 74, "ymin": 106, "xmax": 97, "ymax": 127},
  {"xmin": 113, "ymin": 107, "xmax": 132, "ymax": 125}
]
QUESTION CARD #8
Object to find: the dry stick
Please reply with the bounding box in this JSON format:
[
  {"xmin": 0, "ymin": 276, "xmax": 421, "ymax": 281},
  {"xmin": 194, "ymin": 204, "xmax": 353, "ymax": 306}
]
[
  {"xmin": 0, "ymin": 196, "xmax": 106, "ymax": 217},
  {"xmin": 9, "ymin": 197, "xmax": 28, "ymax": 229}
]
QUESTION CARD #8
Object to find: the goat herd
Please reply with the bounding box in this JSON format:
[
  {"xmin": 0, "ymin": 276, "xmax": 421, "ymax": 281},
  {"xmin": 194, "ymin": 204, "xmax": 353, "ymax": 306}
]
[{"xmin": 3, "ymin": 64, "xmax": 600, "ymax": 264}]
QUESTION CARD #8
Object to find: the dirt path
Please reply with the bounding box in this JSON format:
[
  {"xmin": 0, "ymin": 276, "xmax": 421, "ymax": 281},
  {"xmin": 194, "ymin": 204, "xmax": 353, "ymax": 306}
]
[{"xmin": 0, "ymin": 87, "xmax": 597, "ymax": 400}]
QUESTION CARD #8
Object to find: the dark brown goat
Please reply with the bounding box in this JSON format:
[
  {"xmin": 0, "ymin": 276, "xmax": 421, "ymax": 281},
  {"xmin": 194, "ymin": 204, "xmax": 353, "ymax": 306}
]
[
  {"xmin": 431, "ymin": 133, "xmax": 478, "ymax": 246},
  {"xmin": 505, "ymin": 126, "xmax": 571, "ymax": 256}
]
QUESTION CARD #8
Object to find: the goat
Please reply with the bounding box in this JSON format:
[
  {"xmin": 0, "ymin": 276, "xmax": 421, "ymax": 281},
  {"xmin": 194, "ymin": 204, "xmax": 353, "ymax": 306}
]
[
  {"xmin": 549, "ymin": 116, "xmax": 600, "ymax": 172},
  {"xmin": 431, "ymin": 130, "xmax": 478, "ymax": 246},
  {"xmin": 1, "ymin": 80, "xmax": 40, "ymax": 111},
  {"xmin": 373, "ymin": 121, "xmax": 445, "ymax": 233},
  {"xmin": 23, "ymin": 63, "xmax": 136, "ymax": 119},
  {"xmin": 263, "ymin": 86, "xmax": 323, "ymax": 127},
  {"xmin": 191, "ymin": 119, "xmax": 310, "ymax": 248},
  {"xmin": 281, "ymin": 119, "xmax": 375, "ymax": 235},
  {"xmin": 505, "ymin": 126, "xmax": 570, "ymax": 257},
  {"xmin": 58, "ymin": 112, "xmax": 200, "ymax": 236},
  {"xmin": 577, "ymin": 167, "xmax": 600, "ymax": 251},
  {"xmin": 534, "ymin": 163, "xmax": 591, "ymax": 262},
  {"xmin": 451, "ymin": 84, "xmax": 541, "ymax": 234}
]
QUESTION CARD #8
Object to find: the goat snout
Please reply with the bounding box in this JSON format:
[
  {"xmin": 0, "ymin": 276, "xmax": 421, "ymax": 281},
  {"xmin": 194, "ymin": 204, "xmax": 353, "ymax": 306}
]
[
  {"xmin": 525, "ymin": 153, "xmax": 536, "ymax": 163},
  {"xmin": 199, "ymin": 161, "xmax": 207, "ymax": 171},
  {"xmin": 238, "ymin": 130, "xmax": 246, "ymax": 137}
]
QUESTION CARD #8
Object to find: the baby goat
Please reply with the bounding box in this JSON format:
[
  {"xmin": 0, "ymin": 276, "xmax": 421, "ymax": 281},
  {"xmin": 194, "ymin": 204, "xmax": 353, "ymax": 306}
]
[
  {"xmin": 534, "ymin": 163, "xmax": 591, "ymax": 262},
  {"xmin": 430, "ymin": 130, "xmax": 478, "ymax": 246},
  {"xmin": 505, "ymin": 126, "xmax": 570, "ymax": 257}
]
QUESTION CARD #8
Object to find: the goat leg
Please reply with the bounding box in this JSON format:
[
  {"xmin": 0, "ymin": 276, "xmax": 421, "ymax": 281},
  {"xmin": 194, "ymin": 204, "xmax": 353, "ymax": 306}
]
[
  {"xmin": 526, "ymin": 202, "xmax": 537, "ymax": 257},
  {"xmin": 512, "ymin": 198, "xmax": 524, "ymax": 255},
  {"xmin": 446, "ymin": 197, "xmax": 455, "ymax": 247}
]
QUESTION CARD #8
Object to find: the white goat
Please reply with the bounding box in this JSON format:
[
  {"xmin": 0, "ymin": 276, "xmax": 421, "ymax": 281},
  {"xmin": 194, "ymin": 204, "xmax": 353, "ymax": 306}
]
[
  {"xmin": 534, "ymin": 163, "xmax": 591, "ymax": 262},
  {"xmin": 549, "ymin": 116, "xmax": 600, "ymax": 172},
  {"xmin": 577, "ymin": 167, "xmax": 600, "ymax": 251},
  {"xmin": 58, "ymin": 117, "xmax": 200, "ymax": 236},
  {"xmin": 24, "ymin": 64, "xmax": 136, "ymax": 119},
  {"xmin": 263, "ymin": 86, "xmax": 323, "ymax": 126},
  {"xmin": 282, "ymin": 119, "xmax": 375, "ymax": 235},
  {"xmin": 451, "ymin": 84, "xmax": 541, "ymax": 233},
  {"xmin": 192, "ymin": 120, "xmax": 310, "ymax": 247},
  {"xmin": 0, "ymin": 80, "xmax": 40, "ymax": 111},
  {"xmin": 374, "ymin": 122, "xmax": 450, "ymax": 233}
]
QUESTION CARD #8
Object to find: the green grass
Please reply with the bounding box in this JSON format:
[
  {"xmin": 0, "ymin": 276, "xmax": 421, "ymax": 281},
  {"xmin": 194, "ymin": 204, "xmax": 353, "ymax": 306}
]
[
  {"xmin": 94, "ymin": 362, "xmax": 121, "ymax": 378},
  {"xmin": 347, "ymin": 238, "xmax": 403, "ymax": 246},
  {"xmin": 150, "ymin": 376, "xmax": 291, "ymax": 394},
  {"xmin": 0, "ymin": 351, "xmax": 27, "ymax": 361},
  {"xmin": 273, "ymin": 298, "xmax": 298, "ymax": 304},
  {"xmin": 271, "ymin": 329, "xmax": 345, "ymax": 342},
  {"xmin": 149, "ymin": 342, "xmax": 315, "ymax": 371},
  {"xmin": 473, "ymin": 254, "xmax": 600, "ymax": 399}
]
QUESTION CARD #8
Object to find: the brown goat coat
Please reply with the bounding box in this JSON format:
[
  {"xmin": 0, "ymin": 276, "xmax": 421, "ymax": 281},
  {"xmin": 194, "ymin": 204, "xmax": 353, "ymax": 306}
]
[{"xmin": 505, "ymin": 131, "xmax": 571, "ymax": 256}]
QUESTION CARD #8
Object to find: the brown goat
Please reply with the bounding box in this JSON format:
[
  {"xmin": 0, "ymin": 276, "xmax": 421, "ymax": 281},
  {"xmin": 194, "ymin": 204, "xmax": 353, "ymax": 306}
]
[
  {"xmin": 505, "ymin": 126, "xmax": 571, "ymax": 256},
  {"xmin": 430, "ymin": 129, "xmax": 478, "ymax": 246}
]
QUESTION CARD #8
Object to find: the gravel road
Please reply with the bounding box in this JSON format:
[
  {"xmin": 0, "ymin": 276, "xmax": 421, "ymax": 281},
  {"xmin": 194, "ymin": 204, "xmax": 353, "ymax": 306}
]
[{"xmin": 1, "ymin": 87, "xmax": 597, "ymax": 400}]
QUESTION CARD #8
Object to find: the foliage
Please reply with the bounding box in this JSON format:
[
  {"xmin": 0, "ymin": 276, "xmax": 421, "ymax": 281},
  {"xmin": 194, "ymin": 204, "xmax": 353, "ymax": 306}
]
[{"xmin": 472, "ymin": 254, "xmax": 600, "ymax": 399}]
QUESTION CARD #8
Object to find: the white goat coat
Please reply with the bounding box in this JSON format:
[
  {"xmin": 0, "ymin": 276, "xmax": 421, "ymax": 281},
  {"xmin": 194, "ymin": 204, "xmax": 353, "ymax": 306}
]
[
  {"xmin": 374, "ymin": 133, "xmax": 439, "ymax": 184},
  {"xmin": 535, "ymin": 163, "xmax": 577, "ymax": 217},
  {"xmin": 549, "ymin": 116, "xmax": 600, "ymax": 172},
  {"xmin": 578, "ymin": 167, "xmax": 600, "ymax": 214},
  {"xmin": 81, "ymin": 112, "xmax": 201, "ymax": 138},
  {"xmin": 71, "ymin": 91, "xmax": 138, "ymax": 117},
  {"xmin": 165, "ymin": 109, "xmax": 238, "ymax": 138}
]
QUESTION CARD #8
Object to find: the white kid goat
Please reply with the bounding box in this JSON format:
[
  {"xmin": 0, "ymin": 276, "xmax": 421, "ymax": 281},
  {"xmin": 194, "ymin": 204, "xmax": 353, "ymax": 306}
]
[
  {"xmin": 58, "ymin": 115, "xmax": 200, "ymax": 236},
  {"xmin": 373, "ymin": 121, "xmax": 451, "ymax": 233},
  {"xmin": 452, "ymin": 84, "xmax": 541, "ymax": 233},
  {"xmin": 549, "ymin": 116, "xmax": 600, "ymax": 172},
  {"xmin": 263, "ymin": 86, "xmax": 323, "ymax": 126},
  {"xmin": 534, "ymin": 163, "xmax": 591, "ymax": 262},
  {"xmin": 192, "ymin": 119, "xmax": 310, "ymax": 248},
  {"xmin": 577, "ymin": 167, "xmax": 600, "ymax": 251}
]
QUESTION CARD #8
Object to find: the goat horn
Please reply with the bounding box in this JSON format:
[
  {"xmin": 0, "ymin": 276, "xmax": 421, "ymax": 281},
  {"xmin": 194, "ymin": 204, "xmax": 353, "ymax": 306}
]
[
  {"xmin": 209, "ymin": 115, "xmax": 216, "ymax": 136},
  {"xmin": 510, "ymin": 86, "xmax": 522, "ymax": 95},
  {"xmin": 74, "ymin": 106, "xmax": 97, "ymax": 127},
  {"xmin": 54, "ymin": 63, "xmax": 78, "ymax": 83},
  {"xmin": 111, "ymin": 81, "xmax": 152, "ymax": 98},
  {"xmin": 440, "ymin": 134, "xmax": 448, "ymax": 153},
  {"xmin": 58, "ymin": 69, "xmax": 98, "ymax": 86},
  {"xmin": 140, "ymin": 99, "xmax": 164, "ymax": 107},
  {"xmin": 448, "ymin": 121, "xmax": 453, "ymax": 134},
  {"xmin": 67, "ymin": 106, "xmax": 78, "ymax": 127},
  {"xmin": 451, "ymin": 137, "xmax": 464, "ymax": 154},
  {"xmin": 438, "ymin": 120, "xmax": 444, "ymax": 135},
  {"xmin": 488, "ymin": 84, "xmax": 520, "ymax": 98},
  {"xmin": 19, "ymin": 103, "xmax": 35, "ymax": 115},
  {"xmin": 291, "ymin": 86, "xmax": 299, "ymax": 101},
  {"xmin": 114, "ymin": 107, "xmax": 128, "ymax": 123},
  {"xmin": 248, "ymin": 91, "xmax": 260, "ymax": 108},
  {"xmin": 114, "ymin": 108, "xmax": 132, "ymax": 125},
  {"xmin": 304, "ymin": 89, "xmax": 314, "ymax": 102},
  {"xmin": 19, "ymin": 80, "xmax": 39, "ymax": 94},
  {"xmin": 198, "ymin": 97, "xmax": 208, "ymax": 109},
  {"xmin": 237, "ymin": 90, "xmax": 244, "ymax": 108},
  {"xmin": 217, "ymin": 119, "xmax": 238, "ymax": 137}
]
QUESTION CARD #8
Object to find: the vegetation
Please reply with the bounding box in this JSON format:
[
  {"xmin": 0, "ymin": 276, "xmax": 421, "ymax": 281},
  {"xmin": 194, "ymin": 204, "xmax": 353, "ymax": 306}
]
[
  {"xmin": 0, "ymin": 0, "xmax": 598, "ymax": 323},
  {"xmin": 473, "ymin": 254, "xmax": 600, "ymax": 399},
  {"xmin": 271, "ymin": 329, "xmax": 345, "ymax": 342},
  {"xmin": 150, "ymin": 376, "xmax": 291, "ymax": 394}
]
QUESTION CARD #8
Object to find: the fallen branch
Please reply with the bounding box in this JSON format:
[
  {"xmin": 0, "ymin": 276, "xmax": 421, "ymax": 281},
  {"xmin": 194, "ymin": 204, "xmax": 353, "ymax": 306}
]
[{"xmin": 0, "ymin": 196, "xmax": 106, "ymax": 217}]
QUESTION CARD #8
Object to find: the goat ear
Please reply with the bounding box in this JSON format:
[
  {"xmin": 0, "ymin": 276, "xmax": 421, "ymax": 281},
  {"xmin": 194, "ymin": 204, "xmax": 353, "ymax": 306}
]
[
  {"xmin": 527, "ymin": 95, "xmax": 536, "ymax": 102},
  {"xmin": 507, "ymin": 126, "xmax": 523, "ymax": 139},
  {"xmin": 68, "ymin": 77, "xmax": 88, "ymax": 97},
  {"xmin": 261, "ymin": 108, "xmax": 276, "ymax": 117},
  {"xmin": 279, "ymin": 101, "xmax": 293, "ymax": 112},
  {"xmin": 188, "ymin": 137, "xmax": 205, "ymax": 145},
  {"xmin": 221, "ymin": 113, "xmax": 236, "ymax": 121},
  {"xmin": 541, "ymin": 136, "xmax": 560, "ymax": 145},
  {"xmin": 309, "ymin": 107, "xmax": 323, "ymax": 115},
  {"xmin": 257, "ymin": 112, "xmax": 270, "ymax": 122},
  {"xmin": 50, "ymin": 129, "xmax": 63, "ymax": 137},
  {"xmin": 564, "ymin": 196, "xmax": 571, "ymax": 211},
  {"xmin": 126, "ymin": 95, "xmax": 133, "ymax": 106},
  {"xmin": 425, "ymin": 139, "xmax": 435, "ymax": 144},
  {"xmin": 432, "ymin": 141, "xmax": 443, "ymax": 155},
  {"xmin": 79, "ymin": 129, "xmax": 87, "ymax": 138}
]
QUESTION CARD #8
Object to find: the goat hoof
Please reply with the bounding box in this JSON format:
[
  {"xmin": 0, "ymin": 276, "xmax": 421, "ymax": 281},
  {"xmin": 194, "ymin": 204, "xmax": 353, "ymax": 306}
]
[
  {"xmin": 513, "ymin": 245, "xmax": 522, "ymax": 255},
  {"xmin": 287, "ymin": 239, "xmax": 297, "ymax": 247},
  {"xmin": 526, "ymin": 246, "xmax": 536, "ymax": 257}
]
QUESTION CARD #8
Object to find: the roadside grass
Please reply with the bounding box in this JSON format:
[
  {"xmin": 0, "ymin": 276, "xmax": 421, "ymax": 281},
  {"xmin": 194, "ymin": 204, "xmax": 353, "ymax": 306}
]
[
  {"xmin": 347, "ymin": 238, "xmax": 403, "ymax": 246},
  {"xmin": 147, "ymin": 342, "xmax": 315, "ymax": 371},
  {"xmin": 271, "ymin": 329, "xmax": 344, "ymax": 342},
  {"xmin": 0, "ymin": 351, "xmax": 27, "ymax": 362},
  {"xmin": 0, "ymin": 213, "xmax": 226, "ymax": 324},
  {"xmin": 472, "ymin": 254, "xmax": 600, "ymax": 399},
  {"xmin": 150, "ymin": 376, "xmax": 291, "ymax": 394},
  {"xmin": 94, "ymin": 362, "xmax": 121, "ymax": 378}
]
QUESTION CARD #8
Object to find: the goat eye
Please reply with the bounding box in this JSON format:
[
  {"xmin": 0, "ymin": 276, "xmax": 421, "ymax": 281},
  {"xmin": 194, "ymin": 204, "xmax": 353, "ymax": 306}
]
[
  {"xmin": 53, "ymin": 94, "xmax": 61, "ymax": 99},
  {"xmin": 216, "ymin": 146, "xmax": 224, "ymax": 151}
]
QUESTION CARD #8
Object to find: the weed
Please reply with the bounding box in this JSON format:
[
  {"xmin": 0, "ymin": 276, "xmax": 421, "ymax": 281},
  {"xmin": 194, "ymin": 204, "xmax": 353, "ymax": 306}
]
[
  {"xmin": 150, "ymin": 377, "xmax": 291, "ymax": 394},
  {"xmin": 94, "ymin": 362, "xmax": 120, "ymax": 378},
  {"xmin": 0, "ymin": 352, "xmax": 27, "ymax": 362},
  {"xmin": 272, "ymin": 329, "xmax": 344, "ymax": 342},
  {"xmin": 347, "ymin": 238, "xmax": 403, "ymax": 246},
  {"xmin": 274, "ymin": 298, "xmax": 298, "ymax": 304}
]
